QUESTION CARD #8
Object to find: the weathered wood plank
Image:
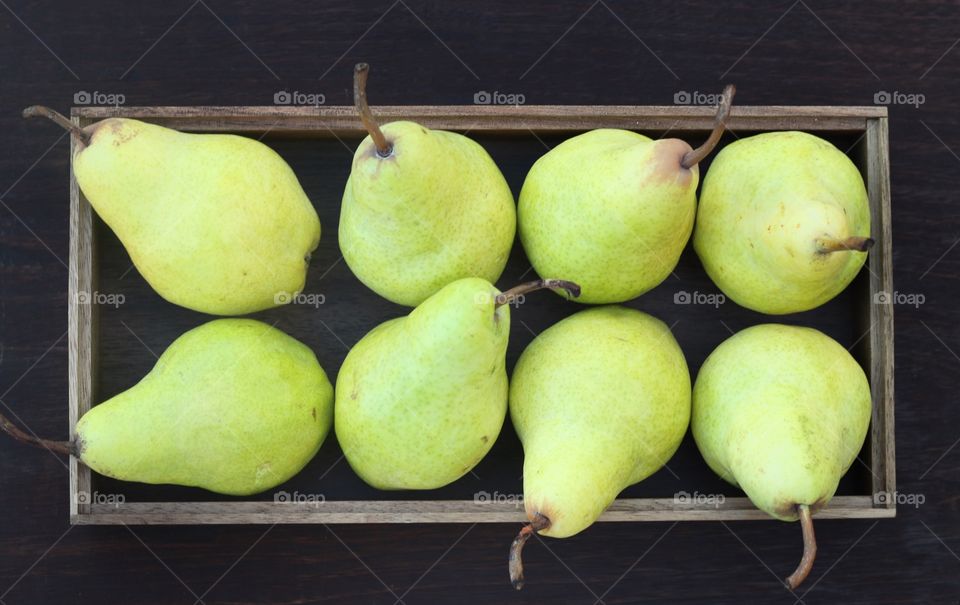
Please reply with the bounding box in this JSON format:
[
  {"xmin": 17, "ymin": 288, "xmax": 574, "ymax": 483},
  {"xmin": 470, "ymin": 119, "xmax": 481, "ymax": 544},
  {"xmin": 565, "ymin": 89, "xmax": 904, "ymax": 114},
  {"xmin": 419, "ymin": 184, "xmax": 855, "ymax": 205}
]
[
  {"xmin": 75, "ymin": 496, "xmax": 895, "ymax": 525},
  {"xmin": 69, "ymin": 105, "xmax": 885, "ymax": 134}
]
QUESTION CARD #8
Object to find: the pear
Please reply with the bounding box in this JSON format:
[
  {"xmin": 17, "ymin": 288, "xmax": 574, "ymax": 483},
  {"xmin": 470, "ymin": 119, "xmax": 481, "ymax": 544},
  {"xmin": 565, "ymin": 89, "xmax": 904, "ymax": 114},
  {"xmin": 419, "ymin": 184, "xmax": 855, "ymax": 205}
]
[
  {"xmin": 508, "ymin": 306, "xmax": 691, "ymax": 589},
  {"xmin": 339, "ymin": 64, "xmax": 516, "ymax": 306},
  {"xmin": 336, "ymin": 277, "xmax": 579, "ymax": 490},
  {"xmin": 517, "ymin": 85, "xmax": 734, "ymax": 304},
  {"xmin": 0, "ymin": 319, "xmax": 333, "ymax": 496},
  {"xmin": 694, "ymin": 131, "xmax": 872, "ymax": 314},
  {"xmin": 23, "ymin": 106, "xmax": 320, "ymax": 316},
  {"xmin": 692, "ymin": 324, "xmax": 871, "ymax": 588}
]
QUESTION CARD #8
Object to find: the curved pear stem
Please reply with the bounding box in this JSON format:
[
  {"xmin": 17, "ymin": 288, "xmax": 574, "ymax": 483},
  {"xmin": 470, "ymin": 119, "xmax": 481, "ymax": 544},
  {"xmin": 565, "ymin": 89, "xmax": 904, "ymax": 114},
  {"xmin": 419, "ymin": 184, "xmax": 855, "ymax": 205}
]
[
  {"xmin": 816, "ymin": 236, "xmax": 875, "ymax": 254},
  {"xmin": 785, "ymin": 504, "xmax": 817, "ymax": 590},
  {"xmin": 353, "ymin": 63, "xmax": 392, "ymax": 157},
  {"xmin": 23, "ymin": 105, "xmax": 90, "ymax": 146},
  {"xmin": 494, "ymin": 279, "xmax": 581, "ymax": 308},
  {"xmin": 508, "ymin": 512, "xmax": 550, "ymax": 590},
  {"xmin": 680, "ymin": 84, "xmax": 736, "ymax": 169},
  {"xmin": 0, "ymin": 406, "xmax": 78, "ymax": 457}
]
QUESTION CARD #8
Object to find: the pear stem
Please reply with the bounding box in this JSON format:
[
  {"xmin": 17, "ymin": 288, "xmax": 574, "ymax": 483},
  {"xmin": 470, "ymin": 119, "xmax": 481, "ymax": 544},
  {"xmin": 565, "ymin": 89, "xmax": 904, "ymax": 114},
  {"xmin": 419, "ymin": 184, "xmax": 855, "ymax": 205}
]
[
  {"xmin": 680, "ymin": 84, "xmax": 736, "ymax": 169},
  {"xmin": 0, "ymin": 406, "xmax": 78, "ymax": 457},
  {"xmin": 494, "ymin": 279, "xmax": 581, "ymax": 308},
  {"xmin": 816, "ymin": 236, "xmax": 875, "ymax": 254},
  {"xmin": 353, "ymin": 63, "xmax": 392, "ymax": 157},
  {"xmin": 785, "ymin": 504, "xmax": 817, "ymax": 590},
  {"xmin": 508, "ymin": 512, "xmax": 550, "ymax": 590},
  {"xmin": 23, "ymin": 105, "xmax": 90, "ymax": 146}
]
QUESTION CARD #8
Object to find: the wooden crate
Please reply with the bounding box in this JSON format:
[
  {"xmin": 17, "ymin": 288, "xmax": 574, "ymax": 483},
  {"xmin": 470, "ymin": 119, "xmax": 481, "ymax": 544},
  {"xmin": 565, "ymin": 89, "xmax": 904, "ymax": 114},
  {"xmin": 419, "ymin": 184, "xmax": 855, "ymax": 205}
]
[{"xmin": 67, "ymin": 105, "xmax": 894, "ymax": 525}]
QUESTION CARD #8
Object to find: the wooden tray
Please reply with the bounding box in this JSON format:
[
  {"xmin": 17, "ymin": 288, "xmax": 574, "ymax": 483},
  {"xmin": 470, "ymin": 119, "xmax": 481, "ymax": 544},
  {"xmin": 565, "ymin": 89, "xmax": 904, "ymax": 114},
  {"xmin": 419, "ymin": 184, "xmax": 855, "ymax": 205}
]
[{"xmin": 67, "ymin": 105, "xmax": 894, "ymax": 525}]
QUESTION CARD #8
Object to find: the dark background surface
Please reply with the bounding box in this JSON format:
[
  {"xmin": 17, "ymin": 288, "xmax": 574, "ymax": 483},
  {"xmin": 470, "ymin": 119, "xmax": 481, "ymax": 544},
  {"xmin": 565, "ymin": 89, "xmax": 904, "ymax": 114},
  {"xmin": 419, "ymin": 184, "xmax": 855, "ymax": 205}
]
[{"xmin": 0, "ymin": 1, "xmax": 957, "ymax": 603}]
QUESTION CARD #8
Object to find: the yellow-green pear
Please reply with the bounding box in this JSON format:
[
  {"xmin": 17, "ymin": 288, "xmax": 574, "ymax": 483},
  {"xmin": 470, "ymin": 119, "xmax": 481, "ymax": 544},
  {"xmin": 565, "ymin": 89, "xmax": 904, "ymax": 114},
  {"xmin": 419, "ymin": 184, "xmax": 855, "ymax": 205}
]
[
  {"xmin": 517, "ymin": 86, "xmax": 734, "ymax": 304},
  {"xmin": 23, "ymin": 106, "xmax": 320, "ymax": 316},
  {"xmin": 508, "ymin": 306, "xmax": 690, "ymax": 589},
  {"xmin": 0, "ymin": 319, "xmax": 334, "ymax": 496},
  {"xmin": 339, "ymin": 64, "xmax": 516, "ymax": 306},
  {"xmin": 692, "ymin": 324, "xmax": 871, "ymax": 589},
  {"xmin": 694, "ymin": 131, "xmax": 872, "ymax": 314},
  {"xmin": 335, "ymin": 277, "xmax": 579, "ymax": 490}
]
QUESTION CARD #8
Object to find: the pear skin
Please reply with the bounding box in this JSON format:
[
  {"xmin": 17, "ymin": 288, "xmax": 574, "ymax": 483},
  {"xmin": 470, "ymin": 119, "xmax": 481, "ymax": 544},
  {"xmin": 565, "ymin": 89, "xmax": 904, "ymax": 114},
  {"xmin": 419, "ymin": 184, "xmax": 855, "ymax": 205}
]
[
  {"xmin": 508, "ymin": 306, "xmax": 691, "ymax": 588},
  {"xmin": 62, "ymin": 116, "xmax": 321, "ymax": 316},
  {"xmin": 518, "ymin": 86, "xmax": 734, "ymax": 304},
  {"xmin": 339, "ymin": 65, "xmax": 516, "ymax": 306},
  {"xmin": 692, "ymin": 324, "xmax": 871, "ymax": 587},
  {"xmin": 694, "ymin": 131, "xmax": 872, "ymax": 314},
  {"xmin": 335, "ymin": 277, "xmax": 510, "ymax": 489},
  {"xmin": 0, "ymin": 319, "xmax": 334, "ymax": 496},
  {"xmin": 519, "ymin": 131, "xmax": 697, "ymax": 303}
]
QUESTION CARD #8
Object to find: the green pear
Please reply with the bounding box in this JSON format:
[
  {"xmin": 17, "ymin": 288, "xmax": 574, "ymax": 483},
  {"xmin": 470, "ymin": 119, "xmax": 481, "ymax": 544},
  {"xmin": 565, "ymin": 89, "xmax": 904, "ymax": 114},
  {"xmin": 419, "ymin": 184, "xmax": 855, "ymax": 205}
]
[
  {"xmin": 336, "ymin": 277, "xmax": 579, "ymax": 490},
  {"xmin": 517, "ymin": 86, "xmax": 734, "ymax": 304},
  {"xmin": 339, "ymin": 64, "xmax": 516, "ymax": 306},
  {"xmin": 508, "ymin": 306, "xmax": 691, "ymax": 589},
  {"xmin": 692, "ymin": 324, "xmax": 871, "ymax": 588},
  {"xmin": 694, "ymin": 131, "xmax": 872, "ymax": 314},
  {"xmin": 24, "ymin": 106, "xmax": 320, "ymax": 316},
  {"xmin": 0, "ymin": 319, "xmax": 334, "ymax": 496}
]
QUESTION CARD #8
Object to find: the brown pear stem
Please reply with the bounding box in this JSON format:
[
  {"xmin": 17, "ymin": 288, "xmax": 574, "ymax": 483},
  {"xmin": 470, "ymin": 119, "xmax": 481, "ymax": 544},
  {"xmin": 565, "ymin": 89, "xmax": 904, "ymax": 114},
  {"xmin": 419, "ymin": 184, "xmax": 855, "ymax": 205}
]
[
  {"xmin": 0, "ymin": 406, "xmax": 78, "ymax": 457},
  {"xmin": 508, "ymin": 512, "xmax": 551, "ymax": 590},
  {"xmin": 494, "ymin": 279, "xmax": 581, "ymax": 308},
  {"xmin": 785, "ymin": 504, "xmax": 817, "ymax": 590},
  {"xmin": 816, "ymin": 236, "xmax": 875, "ymax": 254},
  {"xmin": 681, "ymin": 84, "xmax": 736, "ymax": 169},
  {"xmin": 353, "ymin": 63, "xmax": 392, "ymax": 157},
  {"xmin": 23, "ymin": 105, "xmax": 90, "ymax": 146}
]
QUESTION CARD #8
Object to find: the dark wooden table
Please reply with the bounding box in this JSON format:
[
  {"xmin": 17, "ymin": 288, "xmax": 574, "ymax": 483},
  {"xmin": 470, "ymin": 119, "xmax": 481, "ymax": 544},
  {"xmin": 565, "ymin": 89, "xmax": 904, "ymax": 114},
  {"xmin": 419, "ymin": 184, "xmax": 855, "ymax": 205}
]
[{"xmin": 1, "ymin": 1, "xmax": 957, "ymax": 603}]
